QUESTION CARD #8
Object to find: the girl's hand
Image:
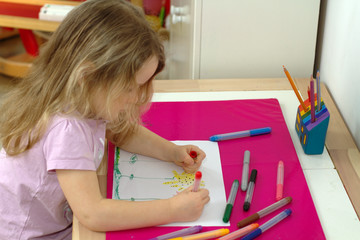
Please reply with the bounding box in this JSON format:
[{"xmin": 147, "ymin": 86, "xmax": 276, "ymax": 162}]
[
  {"xmin": 169, "ymin": 186, "xmax": 210, "ymax": 222},
  {"xmin": 172, "ymin": 145, "xmax": 206, "ymax": 173}
]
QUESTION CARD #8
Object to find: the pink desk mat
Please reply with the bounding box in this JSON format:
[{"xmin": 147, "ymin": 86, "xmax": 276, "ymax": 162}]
[{"xmin": 106, "ymin": 99, "xmax": 325, "ymax": 239}]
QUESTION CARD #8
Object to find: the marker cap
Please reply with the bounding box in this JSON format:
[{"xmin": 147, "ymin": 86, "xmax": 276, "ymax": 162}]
[
  {"xmin": 250, "ymin": 169, "xmax": 257, "ymax": 182},
  {"xmin": 243, "ymin": 202, "xmax": 250, "ymax": 211},
  {"xmin": 276, "ymin": 184, "xmax": 284, "ymax": 201},
  {"xmin": 237, "ymin": 213, "xmax": 260, "ymax": 228},
  {"xmin": 249, "ymin": 127, "xmax": 271, "ymax": 136},
  {"xmin": 190, "ymin": 151, "xmax": 197, "ymax": 159},
  {"xmin": 242, "ymin": 228, "xmax": 262, "ymax": 240},
  {"xmin": 222, "ymin": 204, "xmax": 233, "ymax": 223}
]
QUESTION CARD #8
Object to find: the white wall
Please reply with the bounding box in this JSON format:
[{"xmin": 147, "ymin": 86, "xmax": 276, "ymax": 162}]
[
  {"xmin": 199, "ymin": 0, "xmax": 320, "ymax": 79},
  {"xmin": 317, "ymin": 0, "xmax": 360, "ymax": 149}
]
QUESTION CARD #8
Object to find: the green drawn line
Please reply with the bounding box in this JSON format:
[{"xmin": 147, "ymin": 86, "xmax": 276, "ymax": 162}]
[
  {"xmin": 114, "ymin": 147, "xmax": 121, "ymax": 199},
  {"xmin": 129, "ymin": 154, "xmax": 137, "ymax": 164},
  {"xmin": 113, "ymin": 147, "xmax": 181, "ymax": 200},
  {"xmin": 114, "ymin": 147, "xmax": 121, "ymax": 174}
]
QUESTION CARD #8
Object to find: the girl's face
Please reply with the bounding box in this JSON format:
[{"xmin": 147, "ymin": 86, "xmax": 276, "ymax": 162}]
[{"xmin": 94, "ymin": 55, "xmax": 159, "ymax": 121}]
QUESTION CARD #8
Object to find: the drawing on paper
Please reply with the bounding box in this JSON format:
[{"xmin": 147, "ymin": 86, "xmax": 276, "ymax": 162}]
[
  {"xmin": 129, "ymin": 154, "xmax": 138, "ymax": 164},
  {"xmin": 113, "ymin": 148, "xmax": 205, "ymax": 201},
  {"xmin": 163, "ymin": 170, "xmax": 205, "ymax": 191},
  {"xmin": 111, "ymin": 140, "xmax": 229, "ymax": 227}
]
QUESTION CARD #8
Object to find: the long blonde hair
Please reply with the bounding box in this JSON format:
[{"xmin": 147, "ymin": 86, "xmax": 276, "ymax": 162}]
[{"xmin": 0, "ymin": 0, "xmax": 165, "ymax": 156}]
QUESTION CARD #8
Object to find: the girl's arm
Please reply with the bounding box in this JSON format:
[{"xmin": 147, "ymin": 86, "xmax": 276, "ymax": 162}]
[
  {"xmin": 106, "ymin": 125, "xmax": 206, "ymax": 173},
  {"xmin": 56, "ymin": 169, "xmax": 209, "ymax": 232}
]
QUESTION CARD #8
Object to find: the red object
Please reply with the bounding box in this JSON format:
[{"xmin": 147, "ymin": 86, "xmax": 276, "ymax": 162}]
[
  {"xmin": 164, "ymin": 0, "xmax": 170, "ymax": 18},
  {"xmin": 0, "ymin": 1, "xmax": 42, "ymax": 56},
  {"xmin": 0, "ymin": 1, "xmax": 84, "ymax": 56},
  {"xmin": 195, "ymin": 171, "xmax": 202, "ymax": 180},
  {"xmin": 2, "ymin": 27, "xmax": 14, "ymax": 31},
  {"xmin": 0, "ymin": 2, "xmax": 41, "ymax": 19},
  {"xmin": 0, "ymin": 1, "xmax": 85, "ymax": 19},
  {"xmin": 18, "ymin": 29, "xmax": 39, "ymax": 56},
  {"xmin": 189, "ymin": 150, "xmax": 197, "ymax": 159},
  {"xmin": 143, "ymin": 0, "xmax": 163, "ymax": 15}
]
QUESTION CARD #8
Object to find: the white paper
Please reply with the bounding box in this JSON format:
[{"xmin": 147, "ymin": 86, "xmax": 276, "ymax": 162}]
[{"xmin": 112, "ymin": 140, "xmax": 229, "ymax": 226}]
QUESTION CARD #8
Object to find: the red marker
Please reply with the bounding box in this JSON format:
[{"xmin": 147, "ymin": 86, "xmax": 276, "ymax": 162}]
[
  {"xmin": 190, "ymin": 150, "xmax": 197, "ymax": 159},
  {"xmin": 192, "ymin": 171, "xmax": 202, "ymax": 192}
]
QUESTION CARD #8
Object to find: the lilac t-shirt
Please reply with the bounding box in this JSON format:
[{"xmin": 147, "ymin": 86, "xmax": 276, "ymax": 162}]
[{"xmin": 0, "ymin": 115, "xmax": 106, "ymax": 239}]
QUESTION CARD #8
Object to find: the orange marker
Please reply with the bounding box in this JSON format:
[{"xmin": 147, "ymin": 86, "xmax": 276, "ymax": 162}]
[
  {"xmin": 217, "ymin": 224, "xmax": 259, "ymax": 240},
  {"xmin": 169, "ymin": 228, "xmax": 229, "ymax": 240},
  {"xmin": 283, "ymin": 65, "xmax": 308, "ymax": 111}
]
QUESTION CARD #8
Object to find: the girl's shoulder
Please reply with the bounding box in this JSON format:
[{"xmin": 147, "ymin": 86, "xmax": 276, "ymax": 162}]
[
  {"xmin": 46, "ymin": 114, "xmax": 107, "ymax": 137},
  {"xmin": 49, "ymin": 114, "xmax": 85, "ymax": 131},
  {"xmin": 50, "ymin": 113, "xmax": 84, "ymax": 125}
]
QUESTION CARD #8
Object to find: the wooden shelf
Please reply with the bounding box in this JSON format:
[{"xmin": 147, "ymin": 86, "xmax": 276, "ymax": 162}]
[
  {"xmin": 0, "ymin": 15, "xmax": 60, "ymax": 32},
  {"xmin": 0, "ymin": 0, "xmax": 81, "ymax": 6},
  {"xmin": 0, "ymin": 0, "xmax": 82, "ymax": 31}
]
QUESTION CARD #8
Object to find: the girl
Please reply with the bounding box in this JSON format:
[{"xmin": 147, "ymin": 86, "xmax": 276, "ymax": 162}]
[{"xmin": 0, "ymin": 0, "xmax": 210, "ymax": 239}]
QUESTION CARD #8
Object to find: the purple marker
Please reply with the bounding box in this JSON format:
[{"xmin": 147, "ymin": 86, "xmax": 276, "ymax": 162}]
[
  {"xmin": 316, "ymin": 70, "xmax": 321, "ymax": 112},
  {"xmin": 310, "ymin": 77, "xmax": 315, "ymax": 123},
  {"xmin": 148, "ymin": 225, "xmax": 203, "ymax": 240}
]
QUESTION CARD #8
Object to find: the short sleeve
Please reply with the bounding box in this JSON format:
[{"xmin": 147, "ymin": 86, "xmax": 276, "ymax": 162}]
[{"xmin": 44, "ymin": 118, "xmax": 97, "ymax": 172}]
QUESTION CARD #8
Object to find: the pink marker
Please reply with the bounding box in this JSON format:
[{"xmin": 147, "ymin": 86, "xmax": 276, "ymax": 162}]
[
  {"xmin": 192, "ymin": 171, "xmax": 202, "ymax": 192},
  {"xmin": 276, "ymin": 161, "xmax": 284, "ymax": 201}
]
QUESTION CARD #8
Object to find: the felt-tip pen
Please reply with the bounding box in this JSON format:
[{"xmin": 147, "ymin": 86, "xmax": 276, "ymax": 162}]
[
  {"xmin": 241, "ymin": 209, "xmax": 292, "ymax": 240},
  {"xmin": 223, "ymin": 179, "xmax": 239, "ymax": 223},
  {"xmin": 192, "ymin": 171, "xmax": 202, "ymax": 192},
  {"xmin": 241, "ymin": 150, "xmax": 250, "ymax": 191},
  {"xmin": 209, "ymin": 127, "xmax": 271, "ymax": 142},
  {"xmin": 217, "ymin": 224, "xmax": 259, "ymax": 240},
  {"xmin": 149, "ymin": 225, "xmax": 202, "ymax": 240},
  {"xmin": 169, "ymin": 228, "xmax": 229, "ymax": 240},
  {"xmin": 276, "ymin": 161, "xmax": 284, "ymax": 201},
  {"xmin": 237, "ymin": 197, "xmax": 292, "ymax": 228},
  {"xmin": 243, "ymin": 169, "xmax": 257, "ymax": 211}
]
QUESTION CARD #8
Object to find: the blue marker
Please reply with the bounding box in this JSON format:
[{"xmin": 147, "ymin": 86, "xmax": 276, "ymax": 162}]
[
  {"xmin": 241, "ymin": 209, "xmax": 292, "ymax": 240},
  {"xmin": 209, "ymin": 127, "xmax": 272, "ymax": 142}
]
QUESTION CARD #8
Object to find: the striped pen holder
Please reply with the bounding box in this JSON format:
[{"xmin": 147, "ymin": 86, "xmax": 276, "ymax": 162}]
[{"xmin": 295, "ymin": 95, "xmax": 330, "ymax": 155}]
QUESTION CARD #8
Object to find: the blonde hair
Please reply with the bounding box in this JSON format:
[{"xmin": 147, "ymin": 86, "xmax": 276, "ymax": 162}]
[{"xmin": 0, "ymin": 0, "xmax": 165, "ymax": 156}]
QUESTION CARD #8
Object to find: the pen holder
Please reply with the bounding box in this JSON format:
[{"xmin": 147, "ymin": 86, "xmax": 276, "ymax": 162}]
[{"xmin": 295, "ymin": 97, "xmax": 330, "ymax": 155}]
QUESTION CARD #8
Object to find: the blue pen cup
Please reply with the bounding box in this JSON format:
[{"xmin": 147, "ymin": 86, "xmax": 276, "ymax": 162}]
[{"xmin": 295, "ymin": 98, "xmax": 330, "ymax": 155}]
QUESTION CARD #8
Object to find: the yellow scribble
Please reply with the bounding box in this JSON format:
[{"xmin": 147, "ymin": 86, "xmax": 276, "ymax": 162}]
[{"xmin": 163, "ymin": 170, "xmax": 205, "ymax": 191}]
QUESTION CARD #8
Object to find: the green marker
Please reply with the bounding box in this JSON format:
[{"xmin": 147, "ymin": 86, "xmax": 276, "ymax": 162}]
[
  {"xmin": 223, "ymin": 179, "xmax": 239, "ymax": 223},
  {"xmin": 159, "ymin": 6, "xmax": 165, "ymax": 27}
]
